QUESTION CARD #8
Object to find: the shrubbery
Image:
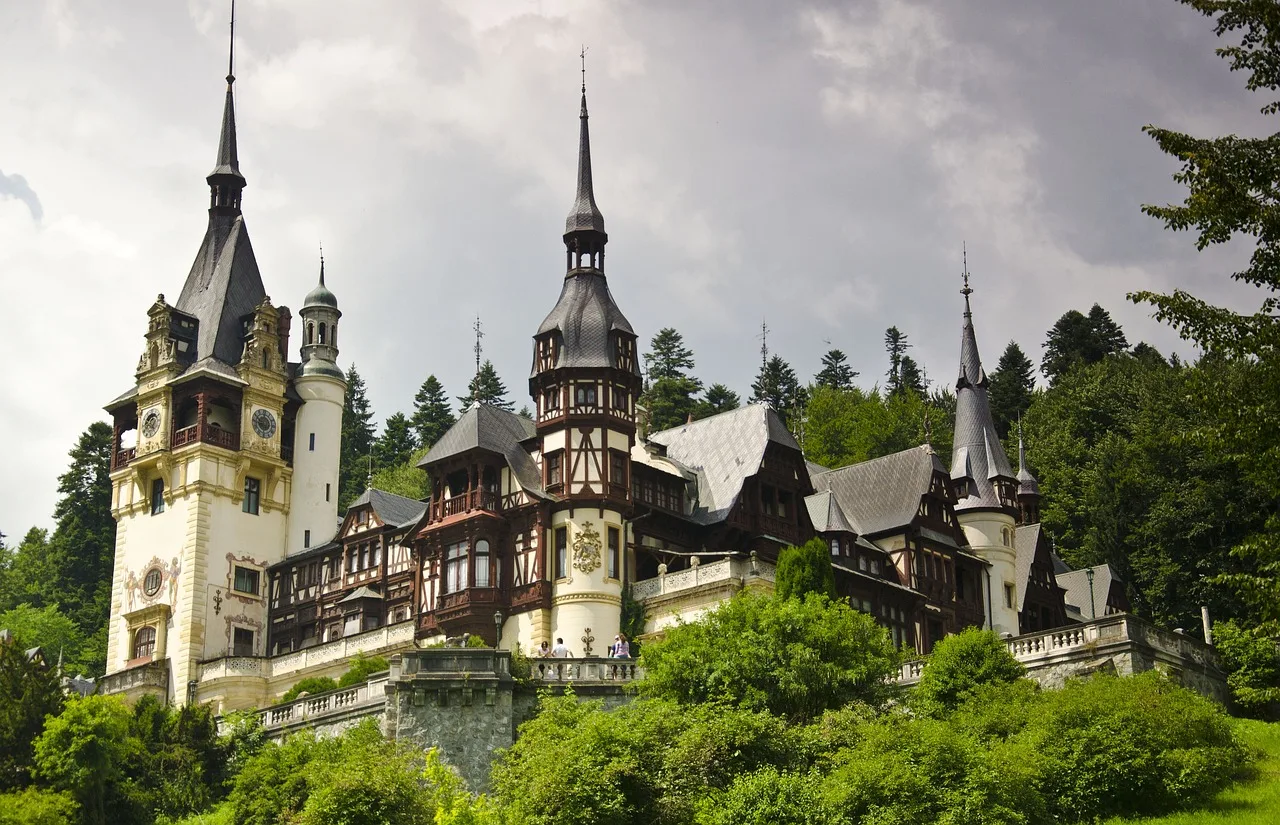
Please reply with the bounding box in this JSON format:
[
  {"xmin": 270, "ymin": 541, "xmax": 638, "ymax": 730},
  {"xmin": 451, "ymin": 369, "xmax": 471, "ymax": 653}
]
[
  {"xmin": 279, "ymin": 676, "xmax": 338, "ymax": 704},
  {"xmin": 1213, "ymin": 619, "xmax": 1280, "ymax": 719},
  {"xmin": 775, "ymin": 538, "xmax": 837, "ymax": 601},
  {"xmin": 912, "ymin": 628, "xmax": 1026, "ymax": 716},
  {"xmin": 337, "ymin": 653, "xmax": 389, "ymax": 688}
]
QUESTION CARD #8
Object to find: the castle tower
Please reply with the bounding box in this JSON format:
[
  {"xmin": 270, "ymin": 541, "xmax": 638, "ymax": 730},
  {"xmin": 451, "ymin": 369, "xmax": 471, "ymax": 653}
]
[
  {"xmin": 101, "ymin": 21, "xmax": 301, "ymax": 704},
  {"xmin": 948, "ymin": 265, "xmax": 1022, "ymax": 635},
  {"xmin": 288, "ymin": 258, "xmax": 345, "ymax": 553},
  {"xmin": 528, "ymin": 73, "xmax": 642, "ymax": 653},
  {"xmin": 1015, "ymin": 421, "xmax": 1041, "ymax": 526}
]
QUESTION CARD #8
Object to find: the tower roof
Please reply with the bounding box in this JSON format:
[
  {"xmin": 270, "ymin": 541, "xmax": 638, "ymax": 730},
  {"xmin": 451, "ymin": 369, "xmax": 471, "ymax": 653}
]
[
  {"xmin": 303, "ymin": 258, "xmax": 339, "ymax": 311},
  {"xmin": 1016, "ymin": 420, "xmax": 1040, "ymax": 496},
  {"xmin": 564, "ymin": 85, "xmax": 606, "ymax": 239},
  {"xmin": 207, "ymin": 82, "xmax": 244, "ymax": 184},
  {"xmin": 949, "ymin": 264, "xmax": 1016, "ymax": 512},
  {"xmin": 534, "ymin": 272, "xmax": 636, "ymax": 372}
]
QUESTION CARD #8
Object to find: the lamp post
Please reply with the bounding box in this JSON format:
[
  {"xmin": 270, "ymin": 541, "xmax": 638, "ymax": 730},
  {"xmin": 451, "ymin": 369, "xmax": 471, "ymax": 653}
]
[
  {"xmin": 493, "ymin": 611, "xmax": 503, "ymax": 648},
  {"xmin": 1085, "ymin": 567, "xmax": 1096, "ymax": 620}
]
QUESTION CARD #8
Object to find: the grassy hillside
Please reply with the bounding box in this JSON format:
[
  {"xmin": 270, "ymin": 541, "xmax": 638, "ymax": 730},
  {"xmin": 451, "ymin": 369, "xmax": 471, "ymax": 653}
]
[{"xmin": 1105, "ymin": 720, "xmax": 1280, "ymax": 825}]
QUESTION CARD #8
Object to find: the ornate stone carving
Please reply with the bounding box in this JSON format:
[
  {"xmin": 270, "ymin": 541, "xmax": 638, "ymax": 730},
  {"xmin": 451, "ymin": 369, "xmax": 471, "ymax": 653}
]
[{"xmin": 572, "ymin": 522, "xmax": 602, "ymax": 574}]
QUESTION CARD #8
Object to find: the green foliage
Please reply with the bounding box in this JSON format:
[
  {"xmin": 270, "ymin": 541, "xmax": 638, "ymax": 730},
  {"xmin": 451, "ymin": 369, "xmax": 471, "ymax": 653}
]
[
  {"xmin": 750, "ymin": 355, "xmax": 805, "ymax": 429},
  {"xmin": 913, "ymin": 628, "xmax": 1026, "ymax": 716},
  {"xmin": 339, "ymin": 365, "xmax": 377, "ymax": 509},
  {"xmin": 410, "ymin": 374, "xmax": 456, "ymax": 449},
  {"xmin": 280, "ymin": 676, "xmax": 339, "ymax": 703},
  {"xmin": 369, "ymin": 445, "xmax": 431, "ymax": 501},
  {"xmin": 620, "ymin": 589, "xmax": 646, "ymax": 658},
  {"xmin": 805, "ymin": 384, "xmax": 954, "ymax": 470},
  {"xmin": 645, "ymin": 376, "xmax": 704, "ymax": 433},
  {"xmin": 458, "ymin": 360, "xmax": 513, "ymax": 411},
  {"xmin": 695, "ymin": 383, "xmax": 741, "ymax": 419},
  {"xmin": 884, "ymin": 326, "xmax": 911, "ymax": 394},
  {"xmin": 1213, "ymin": 620, "xmax": 1280, "ymax": 719},
  {"xmin": 987, "ymin": 340, "xmax": 1036, "ymax": 438},
  {"xmin": 374, "ymin": 412, "xmax": 416, "ymax": 468},
  {"xmin": 814, "ymin": 349, "xmax": 857, "ymax": 392},
  {"xmin": 696, "ymin": 767, "xmax": 830, "ymax": 825},
  {"xmin": 0, "ymin": 603, "xmax": 95, "ymax": 677},
  {"xmin": 34, "ymin": 696, "xmax": 138, "ymax": 825},
  {"xmin": 774, "ymin": 538, "xmax": 837, "ymax": 601},
  {"xmin": 1041, "ymin": 304, "xmax": 1129, "ymax": 384},
  {"xmin": 0, "ymin": 634, "xmax": 64, "ymax": 790},
  {"xmin": 127, "ymin": 697, "xmax": 227, "ymax": 822},
  {"xmin": 0, "ymin": 527, "xmax": 54, "ymax": 614},
  {"xmin": 0, "ymin": 787, "xmax": 79, "ymax": 825},
  {"xmin": 338, "ymin": 653, "xmax": 389, "ymax": 688},
  {"xmin": 638, "ymin": 592, "xmax": 899, "ymax": 721},
  {"xmin": 645, "ymin": 328, "xmax": 697, "ymax": 382}
]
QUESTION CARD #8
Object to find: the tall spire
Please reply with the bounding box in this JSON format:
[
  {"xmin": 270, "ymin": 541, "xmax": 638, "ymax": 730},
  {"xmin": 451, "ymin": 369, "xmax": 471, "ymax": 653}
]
[
  {"xmin": 564, "ymin": 47, "xmax": 607, "ymax": 270},
  {"xmin": 207, "ymin": 0, "xmax": 245, "ymax": 211}
]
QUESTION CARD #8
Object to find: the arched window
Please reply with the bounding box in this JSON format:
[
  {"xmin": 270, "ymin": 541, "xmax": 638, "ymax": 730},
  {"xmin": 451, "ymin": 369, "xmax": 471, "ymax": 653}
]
[
  {"xmin": 307, "ymin": 323, "xmax": 314, "ymax": 344},
  {"xmin": 475, "ymin": 540, "xmax": 491, "ymax": 587},
  {"xmin": 319, "ymin": 323, "xmax": 327, "ymax": 344},
  {"xmin": 445, "ymin": 542, "xmax": 468, "ymax": 593},
  {"xmin": 133, "ymin": 626, "xmax": 156, "ymax": 659}
]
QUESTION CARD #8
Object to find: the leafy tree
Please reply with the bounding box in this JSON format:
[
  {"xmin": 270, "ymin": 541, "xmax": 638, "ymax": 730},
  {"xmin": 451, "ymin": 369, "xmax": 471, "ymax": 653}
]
[
  {"xmin": 638, "ymin": 592, "xmax": 899, "ymax": 721},
  {"xmin": 374, "ymin": 413, "xmax": 416, "ymax": 469},
  {"xmin": 339, "ymin": 365, "xmax": 377, "ymax": 509},
  {"xmin": 0, "ymin": 632, "xmax": 64, "ymax": 790},
  {"xmin": 775, "ymin": 538, "xmax": 837, "ymax": 601},
  {"xmin": 33, "ymin": 696, "xmax": 138, "ymax": 825},
  {"xmin": 912, "ymin": 628, "xmax": 1026, "ymax": 716},
  {"xmin": 128, "ymin": 696, "xmax": 228, "ymax": 821},
  {"xmin": 369, "ymin": 446, "xmax": 431, "ymax": 502},
  {"xmin": 750, "ymin": 355, "xmax": 805, "ymax": 429},
  {"xmin": 1212, "ymin": 619, "xmax": 1280, "ymax": 719},
  {"xmin": 458, "ymin": 360, "xmax": 513, "ymax": 411},
  {"xmin": 409, "ymin": 375, "xmax": 456, "ymax": 449},
  {"xmin": 696, "ymin": 767, "xmax": 829, "ymax": 825},
  {"xmin": 1041, "ymin": 305, "xmax": 1129, "ymax": 384},
  {"xmin": 805, "ymin": 385, "xmax": 954, "ymax": 470},
  {"xmin": 987, "ymin": 341, "xmax": 1036, "ymax": 438},
  {"xmin": 645, "ymin": 328, "xmax": 697, "ymax": 382},
  {"xmin": 0, "ymin": 527, "xmax": 53, "ymax": 613},
  {"xmin": 337, "ymin": 653, "xmax": 389, "ymax": 688},
  {"xmin": 883, "ymin": 326, "xmax": 910, "ymax": 394},
  {"xmin": 0, "ymin": 787, "xmax": 78, "ymax": 825},
  {"xmin": 695, "ymin": 383, "xmax": 741, "ymax": 420},
  {"xmin": 0, "ymin": 604, "xmax": 91, "ymax": 677},
  {"xmin": 814, "ymin": 349, "xmax": 857, "ymax": 391},
  {"xmin": 280, "ymin": 676, "xmax": 338, "ymax": 703}
]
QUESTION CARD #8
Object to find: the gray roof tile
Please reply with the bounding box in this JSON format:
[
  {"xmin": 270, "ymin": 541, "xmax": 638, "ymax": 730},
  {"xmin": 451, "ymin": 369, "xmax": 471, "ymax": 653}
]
[
  {"xmin": 421, "ymin": 404, "xmax": 545, "ymax": 497},
  {"xmin": 812, "ymin": 445, "xmax": 945, "ymax": 537},
  {"xmin": 534, "ymin": 272, "xmax": 637, "ymax": 374},
  {"xmin": 175, "ymin": 215, "xmax": 266, "ymax": 367},
  {"xmin": 1056, "ymin": 564, "xmax": 1122, "ymax": 619},
  {"xmin": 1014, "ymin": 523, "xmax": 1042, "ymax": 611},
  {"xmin": 950, "ymin": 300, "xmax": 1016, "ymax": 511},
  {"xmin": 350, "ymin": 487, "xmax": 426, "ymax": 529}
]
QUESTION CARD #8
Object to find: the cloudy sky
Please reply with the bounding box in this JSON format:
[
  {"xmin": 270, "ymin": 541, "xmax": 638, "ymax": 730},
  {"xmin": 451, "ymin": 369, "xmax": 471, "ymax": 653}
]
[{"xmin": 0, "ymin": 0, "xmax": 1268, "ymax": 535}]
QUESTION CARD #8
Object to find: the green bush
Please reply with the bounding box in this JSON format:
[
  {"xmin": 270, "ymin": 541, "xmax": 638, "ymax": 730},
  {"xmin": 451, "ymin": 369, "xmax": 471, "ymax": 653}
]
[
  {"xmin": 914, "ymin": 628, "xmax": 1026, "ymax": 716},
  {"xmin": 0, "ymin": 787, "xmax": 79, "ymax": 825},
  {"xmin": 280, "ymin": 676, "xmax": 338, "ymax": 704},
  {"xmin": 337, "ymin": 653, "xmax": 389, "ymax": 688},
  {"xmin": 696, "ymin": 767, "xmax": 831, "ymax": 825},
  {"xmin": 775, "ymin": 538, "xmax": 837, "ymax": 601},
  {"xmin": 639, "ymin": 592, "xmax": 900, "ymax": 721},
  {"xmin": 1213, "ymin": 619, "xmax": 1280, "ymax": 719}
]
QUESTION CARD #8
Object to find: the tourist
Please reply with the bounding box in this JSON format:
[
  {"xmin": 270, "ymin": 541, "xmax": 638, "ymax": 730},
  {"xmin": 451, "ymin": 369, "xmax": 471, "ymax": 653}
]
[
  {"xmin": 611, "ymin": 634, "xmax": 630, "ymax": 658},
  {"xmin": 535, "ymin": 640, "xmax": 550, "ymax": 658},
  {"xmin": 551, "ymin": 637, "xmax": 571, "ymax": 658}
]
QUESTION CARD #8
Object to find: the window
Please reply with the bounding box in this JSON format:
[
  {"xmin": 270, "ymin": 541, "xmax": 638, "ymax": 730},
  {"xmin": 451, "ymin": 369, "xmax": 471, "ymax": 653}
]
[
  {"xmin": 132, "ymin": 626, "xmax": 156, "ymax": 659},
  {"xmin": 555, "ymin": 527, "xmax": 568, "ymax": 579},
  {"xmin": 829, "ymin": 537, "xmax": 841, "ymax": 556},
  {"xmin": 608, "ymin": 527, "xmax": 620, "ymax": 579},
  {"xmin": 326, "ymin": 483, "xmax": 331, "ymax": 502},
  {"xmin": 612, "ymin": 387, "xmax": 628, "ymax": 411},
  {"xmin": 574, "ymin": 384, "xmax": 597, "ymax": 408},
  {"xmin": 143, "ymin": 567, "xmax": 162, "ymax": 597},
  {"xmin": 304, "ymin": 529, "xmax": 311, "ymax": 549},
  {"xmin": 150, "ymin": 478, "xmax": 165, "ymax": 515},
  {"xmin": 309, "ymin": 433, "xmax": 315, "ymax": 451},
  {"xmin": 445, "ymin": 542, "xmax": 468, "ymax": 593},
  {"xmin": 870, "ymin": 559, "xmax": 880, "ymax": 575},
  {"xmin": 233, "ymin": 627, "xmax": 255, "ymax": 657},
  {"xmin": 475, "ymin": 539, "xmax": 491, "ymax": 587},
  {"xmin": 543, "ymin": 388, "xmax": 560, "ymax": 413},
  {"xmin": 233, "ymin": 565, "xmax": 260, "ymax": 595},
  {"xmin": 858, "ymin": 555, "xmax": 868, "ymax": 572},
  {"xmin": 1004, "ymin": 583, "xmax": 1016, "ymax": 609},
  {"xmin": 243, "ymin": 477, "xmax": 260, "ymax": 514},
  {"xmin": 610, "ymin": 452, "xmax": 626, "ymax": 487},
  {"xmin": 546, "ymin": 452, "xmax": 563, "ymax": 487}
]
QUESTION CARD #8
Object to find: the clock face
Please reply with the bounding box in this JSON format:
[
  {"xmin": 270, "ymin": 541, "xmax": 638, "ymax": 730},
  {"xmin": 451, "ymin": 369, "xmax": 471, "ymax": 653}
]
[
  {"xmin": 251, "ymin": 408, "xmax": 277, "ymax": 439},
  {"xmin": 141, "ymin": 410, "xmax": 162, "ymax": 438}
]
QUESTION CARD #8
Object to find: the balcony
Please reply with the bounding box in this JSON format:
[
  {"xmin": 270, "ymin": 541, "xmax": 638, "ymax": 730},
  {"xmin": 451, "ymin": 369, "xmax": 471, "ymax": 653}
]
[
  {"xmin": 112, "ymin": 447, "xmax": 137, "ymax": 470},
  {"xmin": 259, "ymin": 674, "xmax": 389, "ymax": 732},
  {"xmin": 99, "ymin": 658, "xmax": 168, "ymax": 697},
  {"xmin": 631, "ymin": 555, "xmax": 776, "ymax": 601},
  {"xmin": 172, "ymin": 423, "xmax": 240, "ymax": 452},
  {"xmin": 430, "ymin": 490, "xmax": 501, "ymax": 522}
]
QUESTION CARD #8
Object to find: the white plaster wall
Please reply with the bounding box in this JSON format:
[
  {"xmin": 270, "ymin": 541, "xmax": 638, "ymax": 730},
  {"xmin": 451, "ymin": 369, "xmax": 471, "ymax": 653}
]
[
  {"xmin": 548, "ymin": 509, "xmax": 623, "ymax": 656},
  {"xmin": 198, "ymin": 492, "xmax": 286, "ymax": 660},
  {"xmin": 288, "ymin": 374, "xmax": 344, "ymax": 555},
  {"xmin": 959, "ymin": 512, "xmax": 1019, "ymax": 634}
]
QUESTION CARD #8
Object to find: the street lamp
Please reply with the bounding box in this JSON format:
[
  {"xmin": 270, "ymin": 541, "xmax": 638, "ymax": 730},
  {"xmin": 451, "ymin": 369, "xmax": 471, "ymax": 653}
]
[
  {"xmin": 493, "ymin": 611, "xmax": 504, "ymax": 648},
  {"xmin": 1085, "ymin": 567, "xmax": 1096, "ymax": 620}
]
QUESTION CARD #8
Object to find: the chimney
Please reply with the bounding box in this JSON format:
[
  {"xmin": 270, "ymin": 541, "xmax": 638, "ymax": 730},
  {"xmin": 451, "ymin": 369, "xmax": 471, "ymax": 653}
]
[{"xmin": 277, "ymin": 306, "xmax": 292, "ymax": 364}]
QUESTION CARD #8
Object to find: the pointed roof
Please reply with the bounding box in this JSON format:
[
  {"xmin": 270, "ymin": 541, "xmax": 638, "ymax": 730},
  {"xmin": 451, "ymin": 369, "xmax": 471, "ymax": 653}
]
[
  {"xmin": 1014, "ymin": 523, "xmax": 1046, "ymax": 611},
  {"xmin": 564, "ymin": 90, "xmax": 606, "ymax": 238},
  {"xmin": 207, "ymin": 81, "xmax": 244, "ymax": 183},
  {"xmin": 647, "ymin": 404, "xmax": 802, "ymax": 526},
  {"xmin": 419, "ymin": 404, "xmax": 546, "ymax": 497},
  {"xmin": 804, "ymin": 489, "xmax": 860, "ymax": 534},
  {"xmin": 1016, "ymin": 422, "xmax": 1040, "ymax": 496},
  {"xmin": 534, "ymin": 271, "xmax": 637, "ymax": 373},
  {"xmin": 303, "ymin": 258, "xmax": 339, "ymax": 311},
  {"xmin": 348, "ymin": 487, "xmax": 426, "ymax": 528},
  {"xmin": 950, "ymin": 282, "xmax": 1016, "ymax": 511},
  {"xmin": 812, "ymin": 445, "xmax": 949, "ymax": 537},
  {"xmin": 1056, "ymin": 564, "xmax": 1124, "ymax": 619}
]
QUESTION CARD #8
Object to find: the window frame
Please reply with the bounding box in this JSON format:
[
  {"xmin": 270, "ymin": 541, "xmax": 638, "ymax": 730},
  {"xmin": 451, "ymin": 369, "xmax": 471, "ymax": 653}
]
[
  {"xmin": 232, "ymin": 626, "xmax": 255, "ymax": 657},
  {"xmin": 132, "ymin": 626, "xmax": 156, "ymax": 660},
  {"xmin": 233, "ymin": 565, "xmax": 260, "ymax": 596},
  {"xmin": 150, "ymin": 478, "xmax": 165, "ymax": 515},
  {"xmin": 242, "ymin": 477, "xmax": 261, "ymax": 515},
  {"xmin": 475, "ymin": 539, "xmax": 491, "ymax": 588},
  {"xmin": 607, "ymin": 526, "xmax": 620, "ymax": 580},
  {"xmin": 554, "ymin": 527, "xmax": 568, "ymax": 579}
]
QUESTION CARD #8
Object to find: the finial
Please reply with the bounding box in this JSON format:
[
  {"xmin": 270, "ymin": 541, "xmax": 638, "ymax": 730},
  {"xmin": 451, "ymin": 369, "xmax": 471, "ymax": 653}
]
[
  {"xmin": 473, "ymin": 316, "xmax": 484, "ymax": 380},
  {"xmin": 319, "ymin": 241, "xmax": 325, "ymax": 285},
  {"xmin": 227, "ymin": 0, "xmax": 236, "ymax": 86},
  {"xmin": 960, "ymin": 241, "xmax": 973, "ymax": 315},
  {"xmin": 1018, "ymin": 414, "xmax": 1026, "ymax": 468},
  {"xmin": 924, "ymin": 408, "xmax": 934, "ymax": 449},
  {"xmin": 759, "ymin": 319, "xmax": 769, "ymax": 371},
  {"xmin": 367, "ymin": 443, "xmax": 373, "ymax": 487},
  {"xmin": 580, "ymin": 45, "xmax": 588, "ymax": 95}
]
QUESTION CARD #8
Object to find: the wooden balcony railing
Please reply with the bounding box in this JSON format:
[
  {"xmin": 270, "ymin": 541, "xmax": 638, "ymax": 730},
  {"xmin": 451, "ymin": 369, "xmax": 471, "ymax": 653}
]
[
  {"xmin": 172, "ymin": 423, "xmax": 240, "ymax": 452},
  {"xmin": 430, "ymin": 490, "xmax": 501, "ymax": 522},
  {"xmin": 113, "ymin": 447, "xmax": 137, "ymax": 470}
]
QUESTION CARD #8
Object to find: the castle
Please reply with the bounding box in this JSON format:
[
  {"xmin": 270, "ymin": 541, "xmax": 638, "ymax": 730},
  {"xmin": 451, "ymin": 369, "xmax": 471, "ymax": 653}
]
[{"xmin": 99, "ymin": 34, "xmax": 1128, "ymax": 712}]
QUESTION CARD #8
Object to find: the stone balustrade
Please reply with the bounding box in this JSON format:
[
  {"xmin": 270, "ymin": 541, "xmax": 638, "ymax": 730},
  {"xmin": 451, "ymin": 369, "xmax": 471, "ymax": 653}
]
[
  {"xmin": 631, "ymin": 555, "xmax": 776, "ymax": 601},
  {"xmin": 530, "ymin": 657, "xmax": 643, "ymax": 684},
  {"xmin": 258, "ymin": 675, "xmax": 389, "ymax": 732},
  {"xmin": 199, "ymin": 619, "xmax": 416, "ymax": 683},
  {"xmin": 99, "ymin": 658, "xmax": 168, "ymax": 696}
]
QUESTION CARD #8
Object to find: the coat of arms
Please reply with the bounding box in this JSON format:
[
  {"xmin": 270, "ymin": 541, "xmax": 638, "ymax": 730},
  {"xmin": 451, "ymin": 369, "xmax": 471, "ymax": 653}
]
[{"xmin": 572, "ymin": 522, "xmax": 603, "ymax": 574}]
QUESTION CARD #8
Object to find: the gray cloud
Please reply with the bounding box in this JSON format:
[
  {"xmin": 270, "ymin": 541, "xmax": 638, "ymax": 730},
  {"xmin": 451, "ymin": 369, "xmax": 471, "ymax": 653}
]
[{"xmin": 0, "ymin": 169, "xmax": 43, "ymax": 221}]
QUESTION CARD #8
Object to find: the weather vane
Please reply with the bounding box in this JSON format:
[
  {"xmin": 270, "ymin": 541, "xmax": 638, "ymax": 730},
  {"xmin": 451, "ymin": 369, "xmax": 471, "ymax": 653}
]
[
  {"xmin": 227, "ymin": 0, "xmax": 237, "ymax": 85},
  {"xmin": 961, "ymin": 241, "xmax": 972, "ymax": 298},
  {"xmin": 580, "ymin": 45, "xmax": 588, "ymax": 93}
]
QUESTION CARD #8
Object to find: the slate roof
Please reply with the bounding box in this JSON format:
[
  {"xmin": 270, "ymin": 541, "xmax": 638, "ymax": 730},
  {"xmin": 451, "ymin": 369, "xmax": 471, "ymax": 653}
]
[
  {"xmin": 564, "ymin": 91, "xmax": 606, "ymax": 237},
  {"xmin": 812, "ymin": 445, "xmax": 946, "ymax": 537},
  {"xmin": 1056, "ymin": 564, "xmax": 1122, "ymax": 619},
  {"xmin": 1017, "ymin": 431, "xmax": 1040, "ymax": 496},
  {"xmin": 804, "ymin": 490, "xmax": 860, "ymax": 534},
  {"xmin": 950, "ymin": 296, "xmax": 1016, "ymax": 511},
  {"xmin": 339, "ymin": 585, "xmax": 383, "ymax": 604},
  {"xmin": 1015, "ymin": 523, "xmax": 1043, "ymax": 611},
  {"xmin": 1050, "ymin": 551, "xmax": 1072, "ymax": 575},
  {"xmin": 420, "ymin": 404, "xmax": 545, "ymax": 497},
  {"xmin": 349, "ymin": 487, "xmax": 426, "ymax": 529},
  {"xmin": 534, "ymin": 272, "xmax": 637, "ymax": 373},
  {"xmin": 175, "ymin": 216, "xmax": 266, "ymax": 367},
  {"xmin": 647, "ymin": 403, "xmax": 801, "ymax": 526}
]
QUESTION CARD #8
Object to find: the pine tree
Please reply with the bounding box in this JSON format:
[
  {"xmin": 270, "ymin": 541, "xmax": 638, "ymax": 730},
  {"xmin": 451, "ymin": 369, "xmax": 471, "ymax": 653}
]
[
  {"xmin": 987, "ymin": 341, "xmax": 1036, "ymax": 438},
  {"xmin": 750, "ymin": 355, "xmax": 805, "ymax": 428},
  {"xmin": 695, "ymin": 383, "xmax": 741, "ymax": 419},
  {"xmin": 644, "ymin": 328, "xmax": 696, "ymax": 383},
  {"xmin": 45, "ymin": 422, "xmax": 115, "ymax": 634},
  {"xmin": 1042, "ymin": 304, "xmax": 1129, "ymax": 384},
  {"xmin": 884, "ymin": 327, "xmax": 911, "ymax": 394},
  {"xmin": 897, "ymin": 355, "xmax": 927, "ymax": 396},
  {"xmin": 375, "ymin": 413, "xmax": 416, "ymax": 470},
  {"xmin": 339, "ymin": 365, "xmax": 377, "ymax": 508},
  {"xmin": 815, "ymin": 349, "xmax": 858, "ymax": 391},
  {"xmin": 458, "ymin": 360, "xmax": 513, "ymax": 410},
  {"xmin": 409, "ymin": 375, "xmax": 455, "ymax": 449}
]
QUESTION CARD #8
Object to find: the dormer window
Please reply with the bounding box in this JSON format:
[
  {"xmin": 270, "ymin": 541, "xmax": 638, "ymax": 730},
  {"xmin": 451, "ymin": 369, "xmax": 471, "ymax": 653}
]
[{"xmin": 574, "ymin": 384, "xmax": 597, "ymax": 408}]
